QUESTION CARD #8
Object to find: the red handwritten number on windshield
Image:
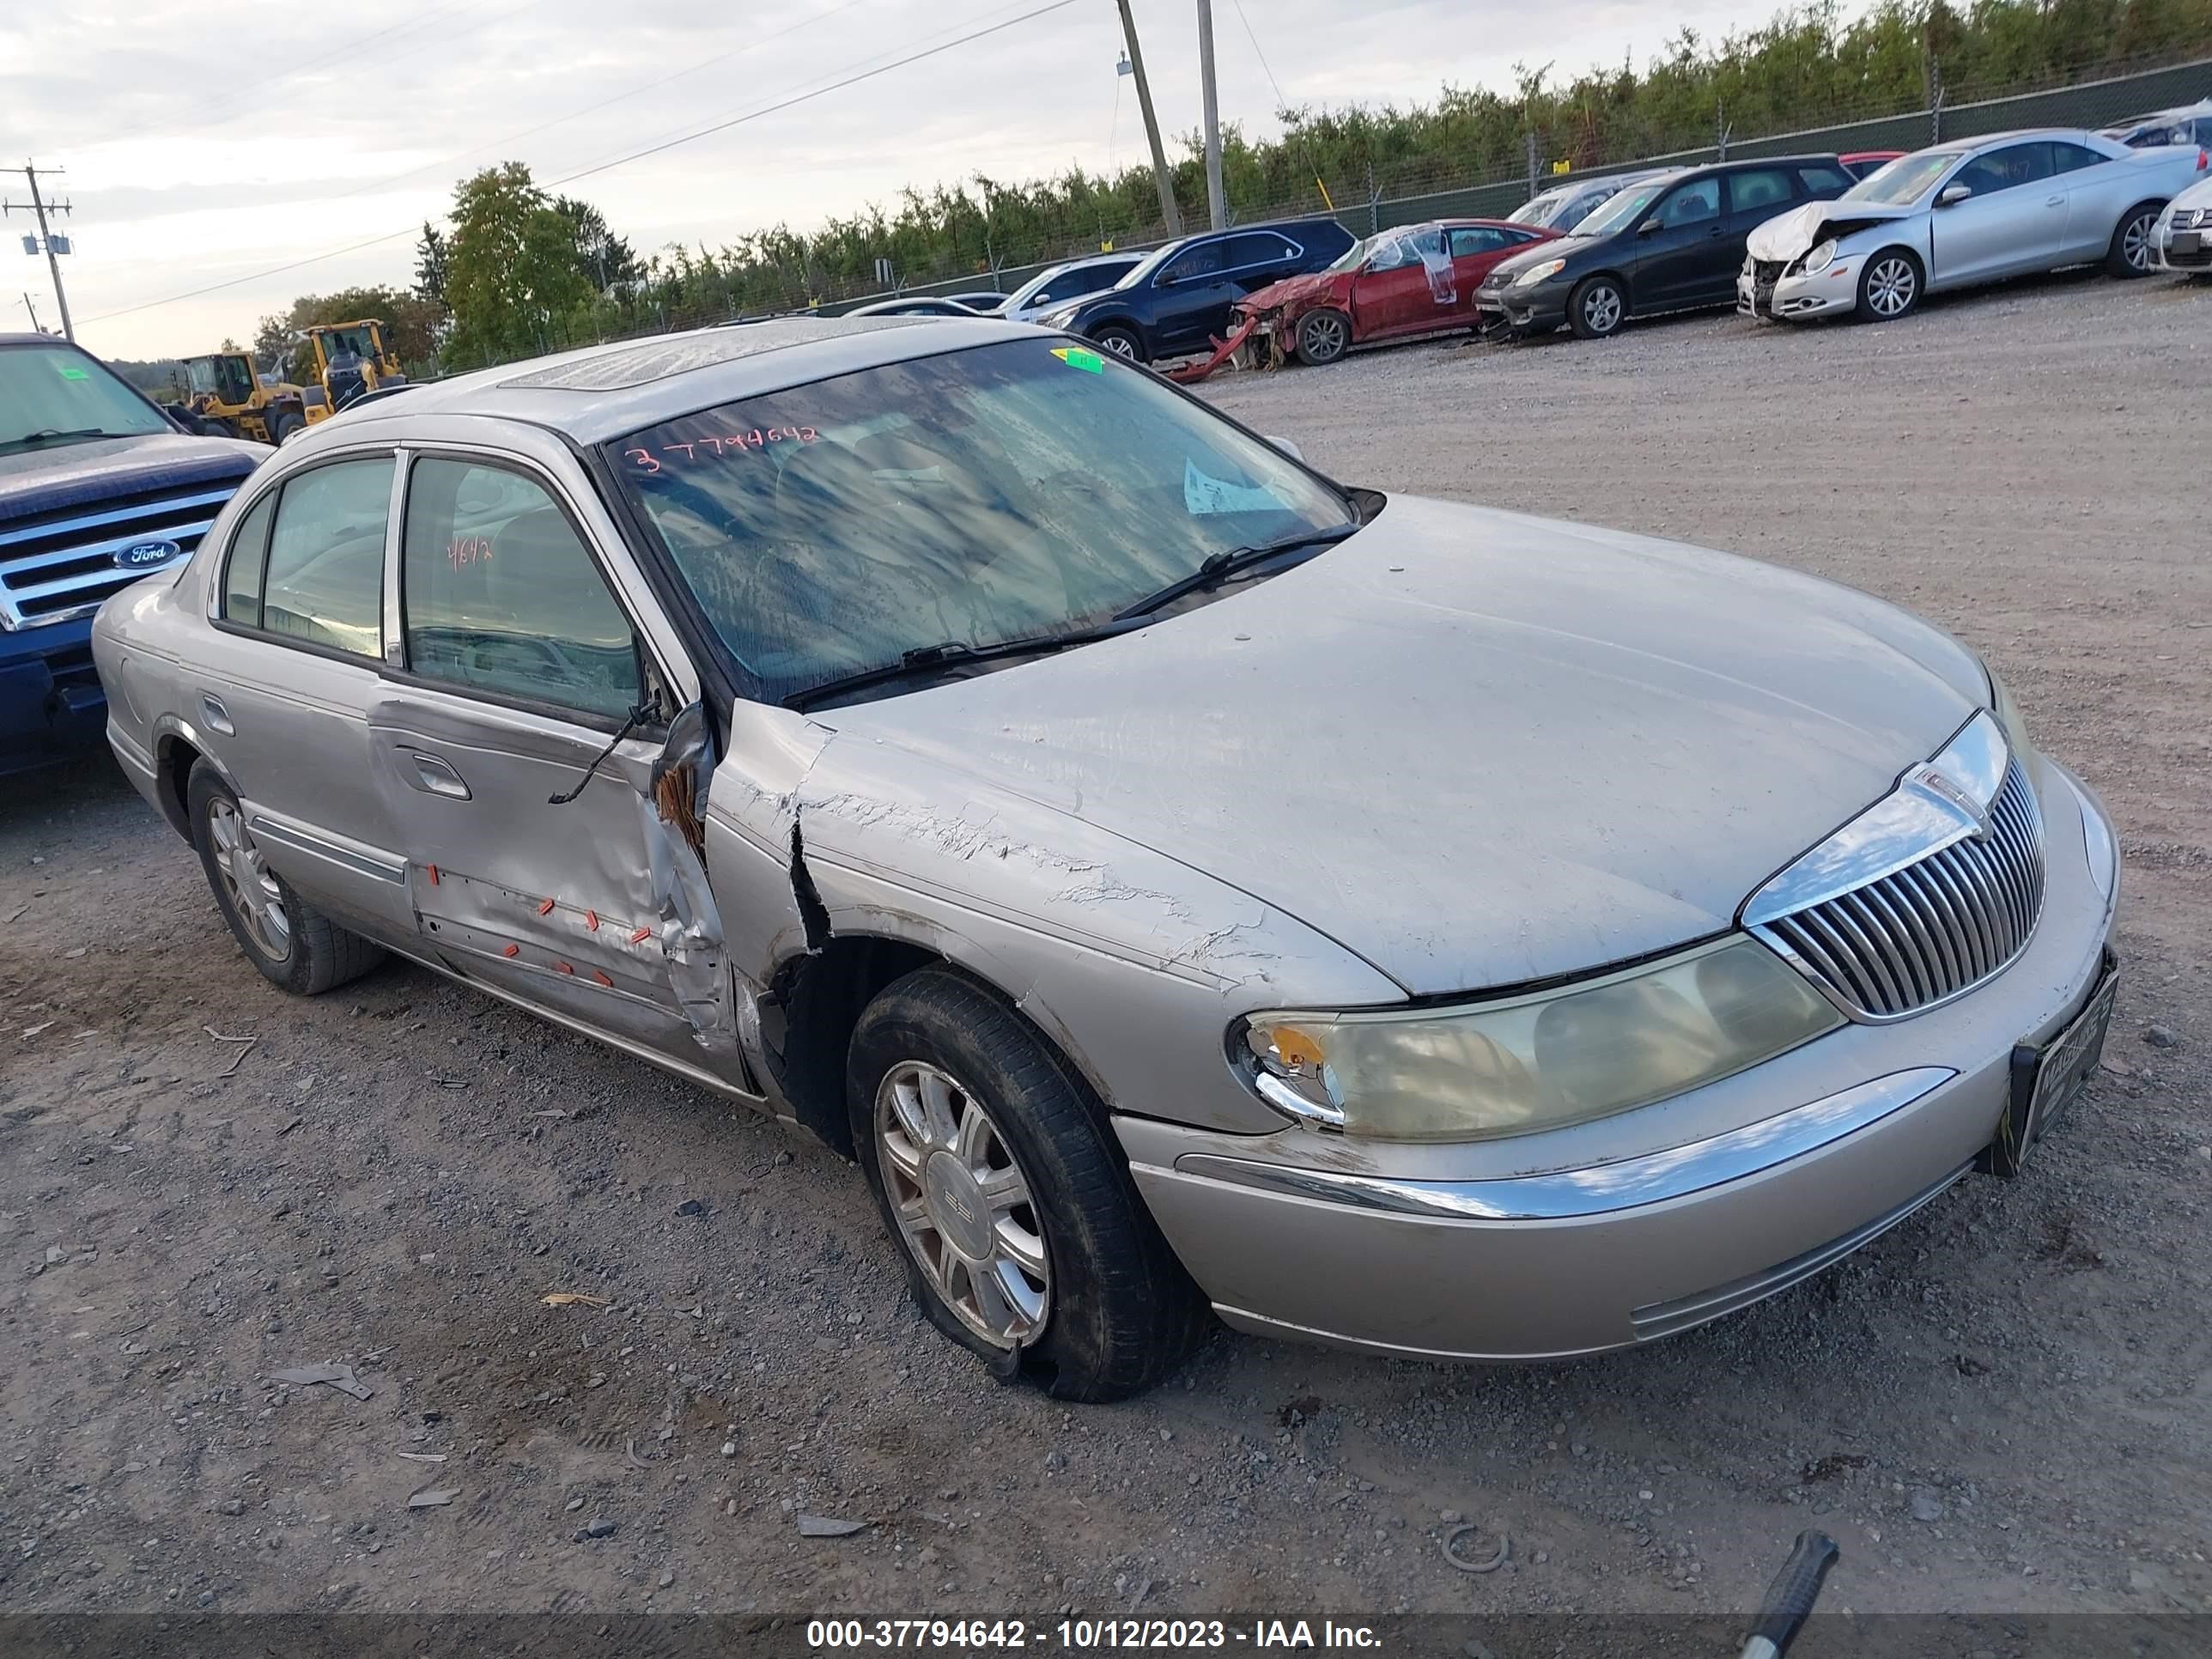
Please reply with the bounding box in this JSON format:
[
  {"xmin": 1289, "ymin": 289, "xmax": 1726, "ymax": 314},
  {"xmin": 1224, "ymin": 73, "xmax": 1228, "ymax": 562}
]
[
  {"xmin": 624, "ymin": 430, "xmax": 817, "ymax": 471},
  {"xmin": 623, "ymin": 447, "xmax": 662, "ymax": 474}
]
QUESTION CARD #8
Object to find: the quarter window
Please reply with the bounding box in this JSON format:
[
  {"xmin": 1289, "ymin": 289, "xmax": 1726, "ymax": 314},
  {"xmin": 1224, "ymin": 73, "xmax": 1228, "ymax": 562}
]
[
  {"xmin": 400, "ymin": 458, "xmax": 641, "ymax": 722},
  {"xmin": 219, "ymin": 493, "xmax": 276, "ymax": 629},
  {"xmin": 258, "ymin": 457, "xmax": 392, "ymax": 659}
]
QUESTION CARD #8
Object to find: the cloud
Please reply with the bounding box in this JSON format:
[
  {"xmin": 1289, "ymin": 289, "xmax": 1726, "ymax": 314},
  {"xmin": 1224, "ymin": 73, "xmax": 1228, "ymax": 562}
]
[{"xmin": 1, "ymin": 0, "xmax": 1808, "ymax": 356}]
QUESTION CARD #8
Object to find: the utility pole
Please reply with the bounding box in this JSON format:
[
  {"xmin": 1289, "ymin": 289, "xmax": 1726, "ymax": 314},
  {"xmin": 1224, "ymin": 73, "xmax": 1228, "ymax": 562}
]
[
  {"xmin": 1112, "ymin": 0, "xmax": 1182, "ymax": 239},
  {"xmin": 5, "ymin": 161, "xmax": 75, "ymax": 343},
  {"xmin": 21, "ymin": 290, "xmax": 44, "ymax": 333},
  {"xmin": 1195, "ymin": 0, "xmax": 1226, "ymax": 229}
]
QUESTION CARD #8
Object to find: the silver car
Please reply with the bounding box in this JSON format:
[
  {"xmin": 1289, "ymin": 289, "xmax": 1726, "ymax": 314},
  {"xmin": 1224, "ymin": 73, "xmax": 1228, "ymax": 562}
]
[
  {"xmin": 1740, "ymin": 127, "xmax": 2209, "ymax": 322},
  {"xmin": 998, "ymin": 254, "xmax": 1145, "ymax": 324},
  {"xmin": 1507, "ymin": 167, "xmax": 1678, "ymax": 233},
  {"xmin": 2152, "ymin": 172, "xmax": 2212, "ymax": 275},
  {"xmin": 92, "ymin": 318, "xmax": 2120, "ymax": 1398}
]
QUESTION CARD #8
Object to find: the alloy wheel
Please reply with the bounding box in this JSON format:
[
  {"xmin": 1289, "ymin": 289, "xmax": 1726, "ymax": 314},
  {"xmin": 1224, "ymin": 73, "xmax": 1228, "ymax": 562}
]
[
  {"xmin": 2123, "ymin": 213, "xmax": 2153, "ymax": 273},
  {"xmin": 875, "ymin": 1060, "xmax": 1050, "ymax": 1348},
  {"xmin": 1098, "ymin": 333, "xmax": 1138, "ymax": 358},
  {"xmin": 206, "ymin": 798, "xmax": 291, "ymax": 963},
  {"xmin": 1868, "ymin": 257, "xmax": 1917, "ymax": 318},
  {"xmin": 1582, "ymin": 285, "xmax": 1622, "ymax": 334},
  {"xmin": 1302, "ymin": 313, "xmax": 1347, "ymax": 362}
]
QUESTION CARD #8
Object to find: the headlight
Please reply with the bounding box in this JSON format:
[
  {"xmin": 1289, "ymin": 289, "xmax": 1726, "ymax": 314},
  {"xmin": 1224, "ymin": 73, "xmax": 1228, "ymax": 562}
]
[
  {"xmin": 1514, "ymin": 258, "xmax": 1569, "ymax": 288},
  {"xmin": 1239, "ymin": 938, "xmax": 1843, "ymax": 1141},
  {"xmin": 1803, "ymin": 238, "xmax": 1839, "ymax": 273},
  {"xmin": 1043, "ymin": 307, "xmax": 1080, "ymax": 328}
]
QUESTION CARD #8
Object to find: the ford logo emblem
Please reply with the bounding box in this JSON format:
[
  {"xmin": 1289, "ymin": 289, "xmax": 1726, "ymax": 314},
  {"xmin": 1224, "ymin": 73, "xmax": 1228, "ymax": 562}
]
[{"xmin": 113, "ymin": 538, "xmax": 182, "ymax": 571}]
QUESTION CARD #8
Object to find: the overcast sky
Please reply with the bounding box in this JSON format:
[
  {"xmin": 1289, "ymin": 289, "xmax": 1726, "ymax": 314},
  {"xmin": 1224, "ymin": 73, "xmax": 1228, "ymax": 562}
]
[{"xmin": 3, "ymin": 1, "xmax": 1816, "ymax": 359}]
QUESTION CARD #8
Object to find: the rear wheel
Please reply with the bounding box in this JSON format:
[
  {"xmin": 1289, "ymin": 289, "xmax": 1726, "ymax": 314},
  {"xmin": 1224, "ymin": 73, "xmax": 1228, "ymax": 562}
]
[
  {"xmin": 2107, "ymin": 202, "xmax": 2162, "ymax": 277},
  {"xmin": 1858, "ymin": 249, "xmax": 1922, "ymax": 322},
  {"xmin": 267, "ymin": 409, "xmax": 303, "ymax": 444},
  {"xmin": 188, "ymin": 764, "xmax": 384, "ymax": 996},
  {"xmin": 1089, "ymin": 325, "xmax": 1143, "ymax": 362},
  {"xmin": 1293, "ymin": 307, "xmax": 1352, "ymax": 365},
  {"xmin": 848, "ymin": 967, "xmax": 1208, "ymax": 1401},
  {"xmin": 1567, "ymin": 276, "xmax": 1626, "ymax": 339}
]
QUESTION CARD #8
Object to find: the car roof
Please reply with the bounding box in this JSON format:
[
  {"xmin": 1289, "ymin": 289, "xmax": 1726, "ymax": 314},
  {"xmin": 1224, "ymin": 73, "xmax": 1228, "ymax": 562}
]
[
  {"xmin": 287, "ymin": 316, "xmax": 1047, "ymax": 447},
  {"xmin": 1, "ymin": 331, "xmax": 82, "ymax": 348}
]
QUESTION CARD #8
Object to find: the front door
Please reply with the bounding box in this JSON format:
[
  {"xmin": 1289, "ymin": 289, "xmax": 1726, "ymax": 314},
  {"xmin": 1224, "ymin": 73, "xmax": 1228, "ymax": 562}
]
[
  {"xmin": 1350, "ymin": 228, "xmax": 1454, "ymax": 337},
  {"xmin": 364, "ymin": 451, "xmax": 714, "ymax": 1070},
  {"xmin": 1627, "ymin": 175, "xmax": 1729, "ymax": 313},
  {"xmin": 1149, "ymin": 241, "xmax": 1239, "ymax": 356},
  {"xmin": 1929, "ymin": 142, "xmax": 2063, "ymax": 285}
]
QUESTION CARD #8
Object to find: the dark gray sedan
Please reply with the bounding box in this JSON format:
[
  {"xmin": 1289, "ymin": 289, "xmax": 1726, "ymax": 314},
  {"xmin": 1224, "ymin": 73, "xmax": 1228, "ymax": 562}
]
[{"xmin": 92, "ymin": 317, "xmax": 2119, "ymax": 1397}]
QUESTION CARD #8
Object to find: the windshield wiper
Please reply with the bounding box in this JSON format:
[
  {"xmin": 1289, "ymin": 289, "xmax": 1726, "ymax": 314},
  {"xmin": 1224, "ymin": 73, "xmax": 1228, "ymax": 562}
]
[
  {"xmin": 785, "ymin": 619, "xmax": 1150, "ymax": 711},
  {"xmin": 0, "ymin": 427, "xmax": 110, "ymax": 455},
  {"xmin": 1113, "ymin": 523, "xmax": 1359, "ymax": 622}
]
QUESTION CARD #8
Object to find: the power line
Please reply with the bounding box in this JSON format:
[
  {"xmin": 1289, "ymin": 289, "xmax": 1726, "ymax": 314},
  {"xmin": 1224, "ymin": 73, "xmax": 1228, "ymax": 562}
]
[
  {"xmin": 79, "ymin": 0, "xmax": 1082, "ymax": 327},
  {"xmin": 1226, "ymin": 0, "xmax": 1291, "ymax": 112}
]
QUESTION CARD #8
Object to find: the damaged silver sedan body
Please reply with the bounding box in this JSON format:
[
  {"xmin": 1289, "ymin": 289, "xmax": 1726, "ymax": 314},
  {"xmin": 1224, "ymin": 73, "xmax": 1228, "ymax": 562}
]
[{"xmin": 94, "ymin": 317, "xmax": 2121, "ymax": 1400}]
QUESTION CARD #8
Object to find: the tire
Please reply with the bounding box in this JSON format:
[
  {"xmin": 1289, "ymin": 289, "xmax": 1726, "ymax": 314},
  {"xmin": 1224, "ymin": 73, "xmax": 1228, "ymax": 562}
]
[
  {"xmin": 1567, "ymin": 276, "xmax": 1626, "ymax": 340},
  {"xmin": 847, "ymin": 967, "xmax": 1210, "ymax": 1401},
  {"xmin": 1089, "ymin": 325, "xmax": 1145, "ymax": 362},
  {"xmin": 268, "ymin": 409, "xmax": 303, "ymax": 443},
  {"xmin": 1294, "ymin": 307, "xmax": 1352, "ymax": 365},
  {"xmin": 187, "ymin": 763, "xmax": 384, "ymax": 996},
  {"xmin": 1857, "ymin": 248, "xmax": 1923, "ymax": 322},
  {"xmin": 2106, "ymin": 202, "xmax": 2163, "ymax": 278}
]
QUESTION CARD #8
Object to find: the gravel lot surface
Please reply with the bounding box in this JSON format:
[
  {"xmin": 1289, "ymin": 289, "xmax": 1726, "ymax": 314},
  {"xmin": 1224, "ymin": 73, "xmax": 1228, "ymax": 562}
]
[{"xmin": 4, "ymin": 272, "xmax": 2209, "ymax": 1630}]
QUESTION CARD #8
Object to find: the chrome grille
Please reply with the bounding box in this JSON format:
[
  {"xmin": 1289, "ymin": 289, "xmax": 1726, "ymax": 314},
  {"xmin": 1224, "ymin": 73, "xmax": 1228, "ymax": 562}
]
[
  {"xmin": 2171, "ymin": 208, "xmax": 2206, "ymax": 229},
  {"xmin": 0, "ymin": 483, "xmax": 240, "ymax": 630},
  {"xmin": 1757, "ymin": 760, "xmax": 2045, "ymax": 1019}
]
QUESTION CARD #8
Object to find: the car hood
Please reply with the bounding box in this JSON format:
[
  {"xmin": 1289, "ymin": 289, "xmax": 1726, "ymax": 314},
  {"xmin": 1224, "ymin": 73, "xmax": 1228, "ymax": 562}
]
[
  {"xmin": 0, "ymin": 431, "xmax": 264, "ymax": 525},
  {"xmin": 818, "ymin": 495, "xmax": 1985, "ymax": 997},
  {"xmin": 1240, "ymin": 270, "xmax": 1347, "ymax": 313},
  {"xmin": 1747, "ymin": 199, "xmax": 1920, "ymax": 262},
  {"xmin": 1485, "ymin": 234, "xmax": 1595, "ymax": 286}
]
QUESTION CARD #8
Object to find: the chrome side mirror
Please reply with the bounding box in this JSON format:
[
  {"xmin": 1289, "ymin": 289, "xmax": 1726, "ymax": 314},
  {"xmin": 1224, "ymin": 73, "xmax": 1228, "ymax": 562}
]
[
  {"xmin": 1267, "ymin": 435, "xmax": 1305, "ymax": 463},
  {"xmin": 1938, "ymin": 183, "xmax": 1972, "ymax": 207}
]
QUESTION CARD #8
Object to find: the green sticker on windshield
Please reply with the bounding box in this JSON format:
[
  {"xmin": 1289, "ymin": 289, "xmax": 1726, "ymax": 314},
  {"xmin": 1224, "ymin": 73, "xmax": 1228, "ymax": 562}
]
[
  {"xmin": 58, "ymin": 365, "xmax": 88, "ymax": 380},
  {"xmin": 1050, "ymin": 346, "xmax": 1104, "ymax": 374}
]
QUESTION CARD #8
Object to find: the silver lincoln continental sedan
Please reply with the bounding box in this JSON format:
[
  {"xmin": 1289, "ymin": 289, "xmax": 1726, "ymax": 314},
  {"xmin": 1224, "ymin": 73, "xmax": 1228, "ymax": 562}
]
[{"xmin": 92, "ymin": 318, "xmax": 2119, "ymax": 1399}]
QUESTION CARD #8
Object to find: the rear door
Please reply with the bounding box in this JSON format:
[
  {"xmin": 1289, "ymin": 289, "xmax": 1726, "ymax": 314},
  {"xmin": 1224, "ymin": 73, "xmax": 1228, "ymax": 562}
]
[
  {"xmin": 1717, "ymin": 167, "xmax": 1804, "ymax": 303},
  {"xmin": 200, "ymin": 450, "xmax": 419, "ymax": 942},
  {"xmin": 365, "ymin": 447, "xmax": 710, "ymax": 1068},
  {"xmin": 1929, "ymin": 142, "xmax": 2063, "ymax": 283},
  {"xmin": 1446, "ymin": 225, "xmax": 1539, "ymax": 317},
  {"xmin": 1626, "ymin": 174, "xmax": 1727, "ymax": 312}
]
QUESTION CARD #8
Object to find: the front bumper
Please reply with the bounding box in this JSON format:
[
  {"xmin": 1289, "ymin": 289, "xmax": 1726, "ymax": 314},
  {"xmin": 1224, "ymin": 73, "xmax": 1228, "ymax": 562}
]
[
  {"xmin": 0, "ymin": 614, "xmax": 107, "ymax": 775},
  {"xmin": 1474, "ymin": 283, "xmax": 1567, "ymax": 337},
  {"xmin": 2153, "ymin": 224, "xmax": 2212, "ymax": 273},
  {"xmin": 1736, "ymin": 259, "xmax": 1861, "ymax": 322},
  {"xmin": 1121, "ymin": 758, "xmax": 2120, "ymax": 1361}
]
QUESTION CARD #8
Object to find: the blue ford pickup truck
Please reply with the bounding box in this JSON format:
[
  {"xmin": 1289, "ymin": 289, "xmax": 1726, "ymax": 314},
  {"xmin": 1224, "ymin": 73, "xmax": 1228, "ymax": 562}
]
[{"xmin": 2, "ymin": 333, "xmax": 264, "ymax": 775}]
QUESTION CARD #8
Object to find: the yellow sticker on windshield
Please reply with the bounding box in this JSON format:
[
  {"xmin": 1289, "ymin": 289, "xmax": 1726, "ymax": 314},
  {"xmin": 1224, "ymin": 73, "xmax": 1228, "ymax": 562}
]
[{"xmin": 1050, "ymin": 346, "xmax": 1105, "ymax": 374}]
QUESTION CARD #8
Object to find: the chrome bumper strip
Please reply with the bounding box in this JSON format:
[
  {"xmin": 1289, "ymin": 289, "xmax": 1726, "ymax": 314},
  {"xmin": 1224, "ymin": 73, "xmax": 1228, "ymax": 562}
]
[{"xmin": 1170, "ymin": 1067, "xmax": 1955, "ymax": 1221}]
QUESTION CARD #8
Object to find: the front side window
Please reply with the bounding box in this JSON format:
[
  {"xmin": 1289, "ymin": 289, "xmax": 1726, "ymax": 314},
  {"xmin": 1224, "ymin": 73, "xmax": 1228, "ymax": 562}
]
[
  {"xmin": 1656, "ymin": 178, "xmax": 1722, "ymax": 227},
  {"xmin": 400, "ymin": 458, "xmax": 641, "ymax": 722},
  {"xmin": 1161, "ymin": 241, "xmax": 1226, "ymax": 283},
  {"xmin": 614, "ymin": 338, "xmax": 1354, "ymax": 705},
  {"xmin": 0, "ymin": 342, "xmax": 172, "ymax": 455},
  {"xmin": 255, "ymin": 457, "xmax": 392, "ymax": 658},
  {"xmin": 1952, "ymin": 143, "xmax": 2053, "ymax": 198}
]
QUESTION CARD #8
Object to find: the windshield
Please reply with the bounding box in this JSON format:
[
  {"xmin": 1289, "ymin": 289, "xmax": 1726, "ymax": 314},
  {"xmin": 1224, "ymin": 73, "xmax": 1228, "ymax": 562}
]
[
  {"xmin": 0, "ymin": 342, "xmax": 172, "ymax": 453},
  {"xmin": 1508, "ymin": 190, "xmax": 1569, "ymax": 228},
  {"xmin": 1573, "ymin": 179, "xmax": 1672, "ymax": 238},
  {"xmin": 614, "ymin": 337, "xmax": 1354, "ymax": 704},
  {"xmin": 1844, "ymin": 151, "xmax": 1960, "ymax": 204}
]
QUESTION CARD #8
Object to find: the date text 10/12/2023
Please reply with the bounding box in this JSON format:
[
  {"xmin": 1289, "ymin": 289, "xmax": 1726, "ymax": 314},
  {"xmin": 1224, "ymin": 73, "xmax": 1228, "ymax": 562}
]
[{"xmin": 804, "ymin": 1620, "xmax": 1383, "ymax": 1650}]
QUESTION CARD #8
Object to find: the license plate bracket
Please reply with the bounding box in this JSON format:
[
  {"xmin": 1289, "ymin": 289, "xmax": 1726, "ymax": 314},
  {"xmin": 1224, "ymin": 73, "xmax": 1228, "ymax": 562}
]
[
  {"xmin": 1987, "ymin": 951, "xmax": 2118, "ymax": 1177},
  {"xmin": 2175, "ymin": 231, "xmax": 2203, "ymax": 255}
]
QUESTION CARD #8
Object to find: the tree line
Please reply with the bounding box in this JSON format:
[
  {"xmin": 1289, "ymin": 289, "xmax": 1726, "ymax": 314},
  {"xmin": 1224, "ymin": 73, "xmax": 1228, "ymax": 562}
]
[{"xmin": 131, "ymin": 0, "xmax": 2212, "ymax": 384}]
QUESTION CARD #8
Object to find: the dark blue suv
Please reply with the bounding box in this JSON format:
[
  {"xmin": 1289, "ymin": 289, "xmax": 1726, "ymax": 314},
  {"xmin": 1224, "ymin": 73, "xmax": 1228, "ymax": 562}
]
[
  {"xmin": 2, "ymin": 334, "xmax": 263, "ymax": 775},
  {"xmin": 1040, "ymin": 216, "xmax": 1358, "ymax": 363}
]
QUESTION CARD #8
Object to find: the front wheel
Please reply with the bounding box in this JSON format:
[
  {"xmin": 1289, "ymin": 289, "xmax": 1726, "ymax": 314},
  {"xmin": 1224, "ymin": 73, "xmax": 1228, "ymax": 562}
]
[
  {"xmin": 2107, "ymin": 202, "xmax": 2162, "ymax": 277},
  {"xmin": 188, "ymin": 763, "xmax": 384, "ymax": 996},
  {"xmin": 1567, "ymin": 276, "xmax": 1626, "ymax": 340},
  {"xmin": 1858, "ymin": 249, "xmax": 1922, "ymax": 322},
  {"xmin": 1089, "ymin": 325, "xmax": 1144, "ymax": 362},
  {"xmin": 848, "ymin": 967, "xmax": 1208, "ymax": 1401},
  {"xmin": 1293, "ymin": 307, "xmax": 1351, "ymax": 365}
]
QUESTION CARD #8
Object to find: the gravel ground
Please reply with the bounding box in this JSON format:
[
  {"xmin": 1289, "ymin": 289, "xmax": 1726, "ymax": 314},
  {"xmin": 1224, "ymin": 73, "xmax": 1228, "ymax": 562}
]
[{"xmin": 3, "ymin": 271, "xmax": 2209, "ymax": 1630}]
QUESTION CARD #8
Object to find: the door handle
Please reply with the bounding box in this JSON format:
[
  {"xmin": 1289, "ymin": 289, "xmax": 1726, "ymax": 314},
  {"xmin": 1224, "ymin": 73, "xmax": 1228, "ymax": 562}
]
[
  {"xmin": 198, "ymin": 694, "xmax": 234, "ymax": 737},
  {"xmin": 405, "ymin": 750, "xmax": 472, "ymax": 800},
  {"xmin": 2045, "ymin": 195, "xmax": 2066, "ymax": 207},
  {"xmin": 1707, "ymin": 226, "xmax": 1726, "ymax": 238}
]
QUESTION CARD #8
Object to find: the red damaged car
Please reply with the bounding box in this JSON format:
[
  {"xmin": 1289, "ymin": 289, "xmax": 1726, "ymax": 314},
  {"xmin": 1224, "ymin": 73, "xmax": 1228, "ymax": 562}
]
[{"xmin": 1238, "ymin": 218, "xmax": 1559, "ymax": 365}]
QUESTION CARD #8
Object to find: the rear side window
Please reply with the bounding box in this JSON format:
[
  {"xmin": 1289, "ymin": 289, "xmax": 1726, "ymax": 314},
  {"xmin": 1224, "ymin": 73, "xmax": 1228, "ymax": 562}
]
[
  {"xmin": 1226, "ymin": 232, "xmax": 1298, "ymax": 269},
  {"xmin": 1727, "ymin": 169, "xmax": 1796, "ymax": 216},
  {"xmin": 400, "ymin": 458, "xmax": 640, "ymax": 722},
  {"xmin": 256, "ymin": 457, "xmax": 392, "ymax": 659},
  {"xmin": 1449, "ymin": 227, "xmax": 1515, "ymax": 256},
  {"xmin": 220, "ymin": 493, "xmax": 276, "ymax": 629},
  {"xmin": 1796, "ymin": 164, "xmax": 1852, "ymax": 195}
]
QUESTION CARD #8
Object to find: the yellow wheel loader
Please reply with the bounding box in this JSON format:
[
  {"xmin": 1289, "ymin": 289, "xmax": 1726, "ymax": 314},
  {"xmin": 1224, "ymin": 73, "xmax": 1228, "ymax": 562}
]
[
  {"xmin": 181, "ymin": 352, "xmax": 311, "ymax": 446},
  {"xmin": 301, "ymin": 319, "xmax": 406, "ymax": 422}
]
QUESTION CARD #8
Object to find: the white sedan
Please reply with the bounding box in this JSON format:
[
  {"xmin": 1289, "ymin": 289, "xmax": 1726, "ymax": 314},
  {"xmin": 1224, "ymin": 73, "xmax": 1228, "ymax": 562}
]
[
  {"xmin": 1738, "ymin": 126, "xmax": 2209, "ymax": 323},
  {"xmin": 2152, "ymin": 173, "xmax": 2212, "ymax": 276}
]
